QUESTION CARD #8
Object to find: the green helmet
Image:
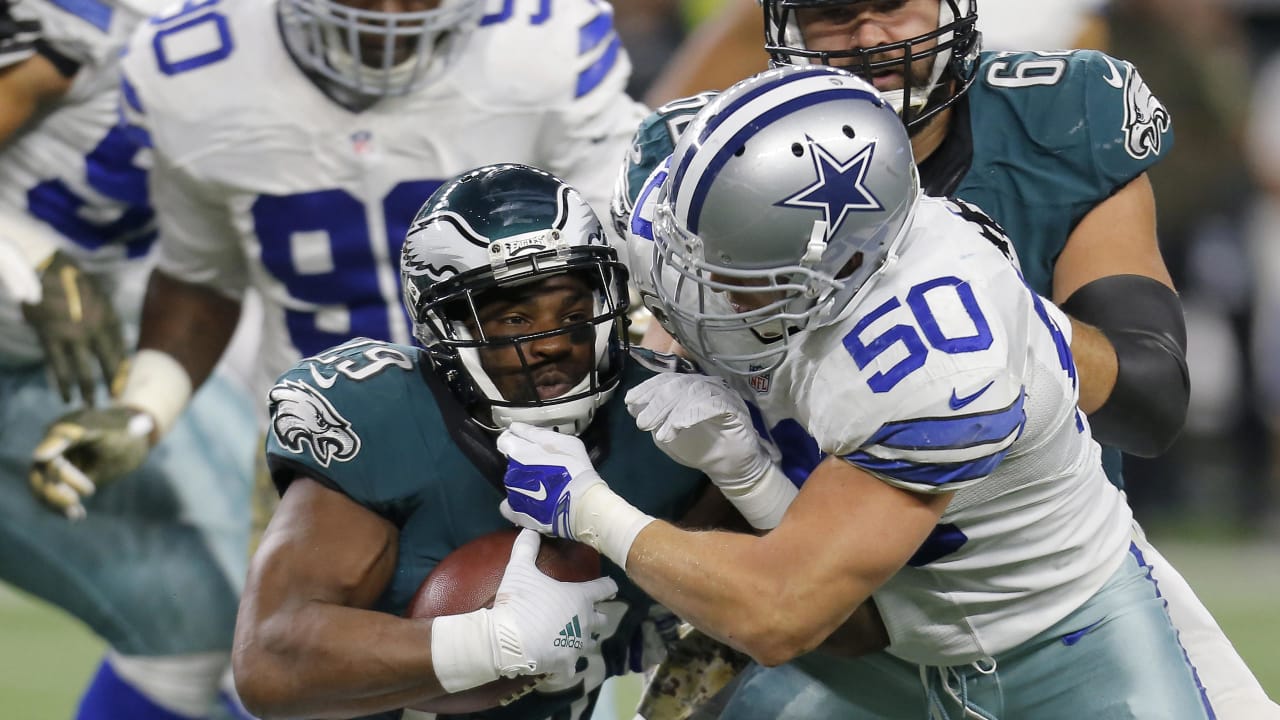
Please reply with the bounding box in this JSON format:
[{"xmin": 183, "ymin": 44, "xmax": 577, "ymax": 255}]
[{"xmin": 401, "ymin": 164, "xmax": 630, "ymax": 434}]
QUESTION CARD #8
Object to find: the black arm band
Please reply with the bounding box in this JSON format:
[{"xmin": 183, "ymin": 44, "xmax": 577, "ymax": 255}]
[
  {"xmin": 1061, "ymin": 274, "xmax": 1189, "ymax": 458},
  {"xmin": 33, "ymin": 39, "xmax": 79, "ymax": 78}
]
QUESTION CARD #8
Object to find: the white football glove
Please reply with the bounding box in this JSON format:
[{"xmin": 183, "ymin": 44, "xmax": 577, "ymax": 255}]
[
  {"xmin": 498, "ymin": 422, "xmax": 655, "ymax": 568},
  {"xmin": 625, "ymin": 373, "xmax": 797, "ymax": 529},
  {"xmin": 431, "ymin": 529, "xmax": 619, "ymax": 693}
]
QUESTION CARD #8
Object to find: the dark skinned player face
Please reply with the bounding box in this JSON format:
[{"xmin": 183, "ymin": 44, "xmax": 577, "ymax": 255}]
[{"xmin": 471, "ymin": 274, "xmax": 596, "ymax": 403}]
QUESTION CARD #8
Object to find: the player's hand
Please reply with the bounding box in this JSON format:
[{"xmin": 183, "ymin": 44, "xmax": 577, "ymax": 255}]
[
  {"xmin": 489, "ymin": 529, "xmax": 618, "ymax": 684},
  {"xmin": 497, "ymin": 422, "xmax": 607, "ymax": 541},
  {"xmin": 29, "ymin": 405, "xmax": 155, "ymax": 520},
  {"xmin": 625, "ymin": 372, "xmax": 797, "ymax": 529},
  {"xmin": 21, "ymin": 251, "xmax": 126, "ymax": 406}
]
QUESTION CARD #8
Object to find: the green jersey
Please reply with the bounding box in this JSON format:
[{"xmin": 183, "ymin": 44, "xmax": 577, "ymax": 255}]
[
  {"xmin": 265, "ymin": 338, "xmax": 708, "ymax": 720},
  {"xmin": 614, "ymin": 50, "xmax": 1173, "ymax": 486}
]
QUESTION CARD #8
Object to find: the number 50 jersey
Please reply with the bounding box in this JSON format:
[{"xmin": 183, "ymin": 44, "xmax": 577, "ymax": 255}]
[
  {"xmin": 720, "ymin": 197, "xmax": 1133, "ymax": 667},
  {"xmin": 119, "ymin": 0, "xmax": 646, "ymax": 389}
]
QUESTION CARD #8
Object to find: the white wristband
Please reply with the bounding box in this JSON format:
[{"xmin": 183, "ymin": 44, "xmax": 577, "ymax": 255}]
[
  {"xmin": 430, "ymin": 609, "xmax": 501, "ymax": 693},
  {"xmin": 718, "ymin": 463, "xmax": 798, "ymax": 531},
  {"xmin": 574, "ymin": 482, "xmax": 656, "ymax": 570},
  {"xmin": 119, "ymin": 349, "xmax": 193, "ymax": 439}
]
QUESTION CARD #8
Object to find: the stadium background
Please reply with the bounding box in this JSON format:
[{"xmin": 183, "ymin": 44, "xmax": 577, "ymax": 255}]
[{"xmin": 3, "ymin": 0, "xmax": 1279, "ymax": 715}]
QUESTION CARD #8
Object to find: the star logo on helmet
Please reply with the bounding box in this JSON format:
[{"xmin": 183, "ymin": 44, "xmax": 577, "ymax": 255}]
[{"xmin": 776, "ymin": 136, "xmax": 883, "ymax": 238}]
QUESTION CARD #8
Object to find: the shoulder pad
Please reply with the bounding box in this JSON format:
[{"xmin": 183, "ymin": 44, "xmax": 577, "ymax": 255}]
[{"xmin": 266, "ymin": 339, "xmax": 420, "ymax": 499}]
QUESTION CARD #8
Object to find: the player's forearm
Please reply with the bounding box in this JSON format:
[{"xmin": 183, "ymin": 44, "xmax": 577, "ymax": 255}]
[
  {"xmin": 624, "ymin": 522, "xmax": 858, "ymax": 667},
  {"xmin": 136, "ymin": 268, "xmax": 240, "ymax": 390},
  {"xmin": 1066, "ymin": 318, "xmax": 1118, "ymax": 414},
  {"xmin": 233, "ymin": 601, "xmax": 446, "ymax": 719}
]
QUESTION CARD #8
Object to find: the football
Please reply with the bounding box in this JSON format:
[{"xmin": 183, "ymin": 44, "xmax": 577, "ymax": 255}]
[{"xmin": 405, "ymin": 528, "xmax": 602, "ymax": 714}]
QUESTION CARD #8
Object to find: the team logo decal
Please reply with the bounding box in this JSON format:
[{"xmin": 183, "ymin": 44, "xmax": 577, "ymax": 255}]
[
  {"xmin": 748, "ymin": 366, "xmax": 772, "ymax": 394},
  {"xmin": 269, "ymin": 380, "xmax": 362, "ymax": 467},
  {"xmin": 1121, "ymin": 65, "xmax": 1170, "ymax": 160},
  {"xmin": 777, "ymin": 136, "xmax": 884, "ymax": 239}
]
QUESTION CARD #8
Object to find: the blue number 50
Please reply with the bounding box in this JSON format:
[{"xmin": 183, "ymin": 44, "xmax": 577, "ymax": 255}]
[{"xmin": 843, "ymin": 276, "xmax": 993, "ymax": 393}]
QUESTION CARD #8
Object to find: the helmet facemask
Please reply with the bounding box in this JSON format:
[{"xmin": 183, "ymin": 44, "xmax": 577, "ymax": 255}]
[
  {"xmin": 402, "ymin": 165, "xmax": 630, "ymax": 435},
  {"xmin": 279, "ymin": 0, "xmax": 484, "ymax": 101},
  {"xmin": 763, "ymin": 0, "xmax": 981, "ymax": 131}
]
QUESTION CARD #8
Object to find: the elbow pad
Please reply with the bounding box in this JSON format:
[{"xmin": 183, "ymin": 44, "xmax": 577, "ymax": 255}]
[{"xmin": 1061, "ymin": 275, "xmax": 1189, "ymax": 457}]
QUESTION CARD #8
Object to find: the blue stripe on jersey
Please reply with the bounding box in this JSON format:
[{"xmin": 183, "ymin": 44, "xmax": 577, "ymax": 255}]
[
  {"xmin": 866, "ymin": 391, "xmax": 1026, "ymax": 451},
  {"xmin": 575, "ymin": 34, "xmax": 620, "ymax": 98},
  {"xmin": 51, "ymin": 0, "xmax": 112, "ymax": 32},
  {"xmin": 683, "ymin": 87, "xmax": 879, "ymax": 234},
  {"xmin": 578, "ymin": 9, "xmax": 614, "ymax": 55},
  {"xmin": 531, "ymin": 0, "xmax": 551, "ymax": 24},
  {"xmin": 844, "ymin": 445, "xmax": 1010, "ymax": 487},
  {"xmin": 120, "ymin": 75, "xmax": 144, "ymax": 114},
  {"xmin": 1129, "ymin": 542, "xmax": 1217, "ymax": 719}
]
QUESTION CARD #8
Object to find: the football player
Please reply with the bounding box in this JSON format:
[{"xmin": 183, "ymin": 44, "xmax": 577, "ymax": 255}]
[
  {"xmin": 1, "ymin": 1, "xmax": 260, "ymax": 718},
  {"xmin": 501, "ymin": 66, "xmax": 1248, "ymax": 719},
  {"xmin": 612, "ymin": 2, "xmax": 1279, "ymax": 717},
  {"xmin": 233, "ymin": 163, "xmax": 715, "ymax": 720},
  {"xmin": 28, "ymin": 0, "xmax": 649, "ymax": 563}
]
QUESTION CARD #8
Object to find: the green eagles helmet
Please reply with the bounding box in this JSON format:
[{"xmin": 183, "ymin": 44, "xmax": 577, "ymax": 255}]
[{"xmin": 401, "ymin": 163, "xmax": 630, "ymax": 434}]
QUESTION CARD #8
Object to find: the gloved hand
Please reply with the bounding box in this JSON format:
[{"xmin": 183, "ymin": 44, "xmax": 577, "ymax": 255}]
[
  {"xmin": 29, "ymin": 405, "xmax": 155, "ymax": 520},
  {"xmin": 497, "ymin": 422, "xmax": 655, "ymax": 567},
  {"xmin": 430, "ymin": 529, "xmax": 619, "ymax": 693},
  {"xmin": 625, "ymin": 373, "xmax": 797, "ymax": 529},
  {"xmin": 21, "ymin": 251, "xmax": 126, "ymax": 406}
]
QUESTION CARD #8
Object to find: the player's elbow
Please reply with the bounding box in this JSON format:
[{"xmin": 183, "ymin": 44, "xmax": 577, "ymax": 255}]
[
  {"xmin": 1088, "ymin": 335, "xmax": 1189, "ymax": 458},
  {"xmin": 730, "ymin": 590, "xmax": 843, "ymax": 668},
  {"xmin": 232, "ymin": 618, "xmax": 308, "ymax": 719}
]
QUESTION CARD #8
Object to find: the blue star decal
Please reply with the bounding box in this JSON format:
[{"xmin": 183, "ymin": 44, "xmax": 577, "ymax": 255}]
[{"xmin": 776, "ymin": 136, "xmax": 883, "ymax": 238}]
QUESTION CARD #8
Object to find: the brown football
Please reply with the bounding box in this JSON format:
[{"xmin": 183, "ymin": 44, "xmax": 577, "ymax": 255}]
[{"xmin": 405, "ymin": 528, "xmax": 602, "ymax": 714}]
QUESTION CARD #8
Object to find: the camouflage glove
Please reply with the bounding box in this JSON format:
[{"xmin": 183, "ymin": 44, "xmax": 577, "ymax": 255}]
[
  {"xmin": 29, "ymin": 405, "xmax": 155, "ymax": 520},
  {"xmin": 21, "ymin": 250, "xmax": 126, "ymax": 406}
]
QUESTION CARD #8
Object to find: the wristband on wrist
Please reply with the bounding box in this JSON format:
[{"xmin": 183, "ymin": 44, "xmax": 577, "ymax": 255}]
[
  {"xmin": 429, "ymin": 609, "xmax": 501, "ymax": 693},
  {"xmin": 574, "ymin": 481, "xmax": 655, "ymax": 570},
  {"xmin": 718, "ymin": 463, "xmax": 797, "ymax": 530},
  {"xmin": 118, "ymin": 349, "xmax": 193, "ymax": 440}
]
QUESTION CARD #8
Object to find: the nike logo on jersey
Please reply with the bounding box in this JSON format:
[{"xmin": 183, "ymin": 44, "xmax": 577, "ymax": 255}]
[
  {"xmin": 308, "ymin": 364, "xmax": 339, "ymax": 389},
  {"xmin": 508, "ymin": 482, "xmax": 549, "ymax": 502},
  {"xmin": 1101, "ymin": 55, "xmax": 1125, "ymax": 89},
  {"xmin": 949, "ymin": 381, "xmax": 995, "ymax": 411}
]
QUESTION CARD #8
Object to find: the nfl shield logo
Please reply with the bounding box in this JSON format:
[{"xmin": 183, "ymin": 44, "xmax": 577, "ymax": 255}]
[{"xmin": 748, "ymin": 367, "xmax": 771, "ymax": 394}]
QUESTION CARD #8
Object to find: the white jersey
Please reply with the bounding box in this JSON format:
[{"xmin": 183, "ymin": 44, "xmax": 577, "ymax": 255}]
[
  {"xmin": 0, "ymin": 0, "xmax": 166, "ymax": 366},
  {"xmin": 120, "ymin": 0, "xmax": 648, "ymax": 392},
  {"xmin": 733, "ymin": 198, "xmax": 1132, "ymax": 665}
]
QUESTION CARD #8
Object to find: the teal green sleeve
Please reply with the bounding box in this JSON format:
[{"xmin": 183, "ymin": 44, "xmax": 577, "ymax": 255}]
[
  {"xmin": 263, "ymin": 339, "xmax": 425, "ymax": 507},
  {"xmin": 1078, "ymin": 51, "xmax": 1174, "ymax": 188}
]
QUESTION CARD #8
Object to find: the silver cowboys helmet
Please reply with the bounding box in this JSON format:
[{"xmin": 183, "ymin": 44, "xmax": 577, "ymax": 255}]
[
  {"xmin": 762, "ymin": 0, "xmax": 980, "ymax": 131},
  {"xmin": 648, "ymin": 65, "xmax": 919, "ymax": 377},
  {"xmin": 401, "ymin": 163, "xmax": 630, "ymax": 435},
  {"xmin": 279, "ymin": 0, "xmax": 484, "ymax": 100}
]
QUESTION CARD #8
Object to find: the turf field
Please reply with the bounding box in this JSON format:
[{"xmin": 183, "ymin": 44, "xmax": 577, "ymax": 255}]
[{"xmin": 1, "ymin": 536, "xmax": 1276, "ymax": 718}]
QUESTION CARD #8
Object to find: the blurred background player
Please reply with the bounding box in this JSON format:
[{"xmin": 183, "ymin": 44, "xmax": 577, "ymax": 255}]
[
  {"xmin": 0, "ymin": 0, "xmax": 260, "ymax": 718},
  {"xmin": 234, "ymin": 163, "xmax": 713, "ymax": 720},
  {"xmin": 26, "ymin": 0, "xmax": 650, "ymax": 661},
  {"xmin": 501, "ymin": 65, "xmax": 1243, "ymax": 719}
]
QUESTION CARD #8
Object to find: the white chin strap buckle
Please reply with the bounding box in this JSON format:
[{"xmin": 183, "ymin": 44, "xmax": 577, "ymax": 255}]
[{"xmin": 801, "ymin": 220, "xmax": 828, "ymax": 267}]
